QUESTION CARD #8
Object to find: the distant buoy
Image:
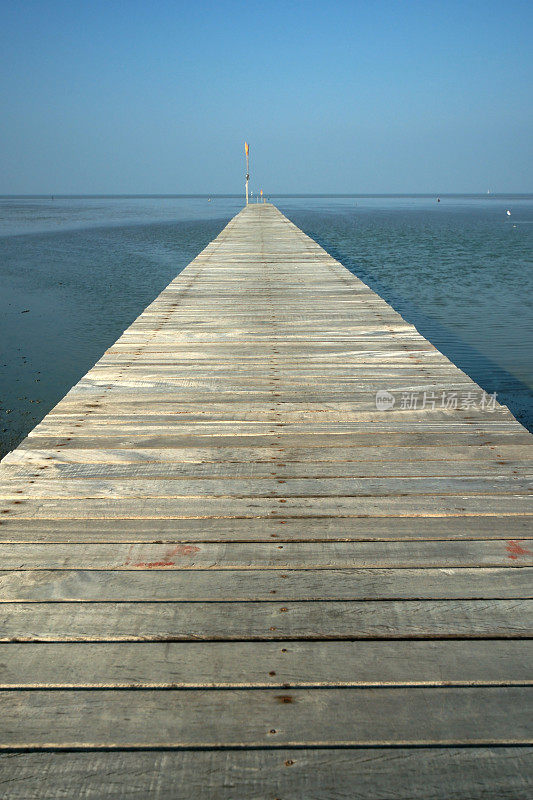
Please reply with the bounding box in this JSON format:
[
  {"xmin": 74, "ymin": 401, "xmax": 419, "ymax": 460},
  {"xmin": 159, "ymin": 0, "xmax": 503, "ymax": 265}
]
[
  {"xmin": 506, "ymin": 209, "xmax": 511, "ymax": 216},
  {"xmin": 437, "ymin": 197, "xmax": 440, "ymax": 203}
]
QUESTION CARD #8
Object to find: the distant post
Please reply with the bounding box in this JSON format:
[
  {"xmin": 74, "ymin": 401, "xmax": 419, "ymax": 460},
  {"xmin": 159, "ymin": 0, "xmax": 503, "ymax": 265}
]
[{"xmin": 245, "ymin": 142, "xmax": 249, "ymax": 205}]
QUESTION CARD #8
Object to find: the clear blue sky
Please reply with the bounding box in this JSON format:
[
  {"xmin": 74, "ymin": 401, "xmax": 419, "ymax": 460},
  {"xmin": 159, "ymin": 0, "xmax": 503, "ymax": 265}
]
[{"xmin": 1, "ymin": 0, "xmax": 531, "ymax": 194}]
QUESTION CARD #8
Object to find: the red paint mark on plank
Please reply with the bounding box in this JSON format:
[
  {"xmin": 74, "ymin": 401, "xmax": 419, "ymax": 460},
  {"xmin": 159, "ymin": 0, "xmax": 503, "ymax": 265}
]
[
  {"xmin": 125, "ymin": 544, "xmax": 201, "ymax": 568},
  {"xmin": 505, "ymin": 540, "xmax": 532, "ymax": 560}
]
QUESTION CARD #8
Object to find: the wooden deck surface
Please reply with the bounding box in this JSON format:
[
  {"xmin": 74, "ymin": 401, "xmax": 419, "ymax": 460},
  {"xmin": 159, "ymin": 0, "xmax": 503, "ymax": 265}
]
[{"xmin": 0, "ymin": 203, "xmax": 532, "ymax": 798}]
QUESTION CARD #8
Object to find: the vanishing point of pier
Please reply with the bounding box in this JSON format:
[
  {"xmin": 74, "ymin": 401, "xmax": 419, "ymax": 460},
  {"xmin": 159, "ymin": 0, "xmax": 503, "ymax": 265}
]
[{"xmin": 0, "ymin": 204, "xmax": 531, "ymax": 797}]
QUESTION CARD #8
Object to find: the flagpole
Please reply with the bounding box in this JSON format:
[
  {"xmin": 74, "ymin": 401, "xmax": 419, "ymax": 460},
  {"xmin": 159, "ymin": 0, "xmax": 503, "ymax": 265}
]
[{"xmin": 245, "ymin": 142, "xmax": 249, "ymax": 206}]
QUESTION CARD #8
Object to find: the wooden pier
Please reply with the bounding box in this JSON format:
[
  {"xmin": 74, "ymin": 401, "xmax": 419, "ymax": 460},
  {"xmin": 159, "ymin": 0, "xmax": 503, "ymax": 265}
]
[{"xmin": 0, "ymin": 203, "xmax": 531, "ymax": 797}]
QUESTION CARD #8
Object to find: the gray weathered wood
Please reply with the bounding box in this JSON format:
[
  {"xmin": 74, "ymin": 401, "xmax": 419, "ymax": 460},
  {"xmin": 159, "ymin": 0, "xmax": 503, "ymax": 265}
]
[
  {"xmin": 1, "ymin": 640, "xmax": 530, "ymax": 687},
  {"xmin": 0, "ymin": 515, "xmax": 530, "ymax": 542},
  {"xmin": 0, "ymin": 540, "xmax": 531, "ymax": 569},
  {"xmin": 1, "ymin": 748, "xmax": 531, "ymax": 800},
  {"xmin": 2, "ymin": 495, "xmax": 532, "ymax": 518},
  {"xmin": 1, "ymin": 600, "xmax": 531, "ymax": 641},
  {"xmin": 1, "ymin": 567, "xmax": 531, "ymax": 601},
  {"xmin": 1, "ymin": 687, "xmax": 531, "ymax": 747},
  {"xmin": 0, "ymin": 202, "xmax": 531, "ymax": 794}
]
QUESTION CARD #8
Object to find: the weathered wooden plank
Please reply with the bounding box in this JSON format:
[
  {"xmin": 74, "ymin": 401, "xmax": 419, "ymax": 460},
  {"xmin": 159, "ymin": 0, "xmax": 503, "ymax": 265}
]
[
  {"xmin": 28, "ymin": 421, "xmax": 525, "ymax": 437},
  {"xmin": 18, "ymin": 434, "xmax": 532, "ymax": 456},
  {"xmin": 2, "ymin": 640, "xmax": 531, "ymax": 688},
  {"xmin": 73, "ymin": 368, "xmax": 480, "ymax": 379},
  {"xmin": 1, "ymin": 565, "xmax": 532, "ymax": 601},
  {"xmin": 0, "ymin": 540, "xmax": 531, "ymax": 570},
  {"xmin": 1, "ymin": 687, "xmax": 531, "ymax": 747},
  {"xmin": 39, "ymin": 412, "xmax": 516, "ymax": 429},
  {"xmin": 1, "ymin": 475, "xmax": 529, "ymax": 500},
  {"xmin": 5, "ymin": 444, "xmax": 530, "ymax": 465},
  {"xmin": 2, "ymin": 495, "xmax": 531, "ymax": 518},
  {"xmin": 3, "ymin": 458, "xmax": 531, "ymax": 480},
  {"xmin": 1, "ymin": 515, "xmax": 530, "ymax": 543},
  {"xmin": 100, "ymin": 342, "xmax": 440, "ymax": 353},
  {"xmin": 1, "ymin": 600, "xmax": 531, "ymax": 640},
  {"xmin": 61, "ymin": 387, "xmax": 484, "ymax": 402},
  {"xmin": 47, "ymin": 410, "xmax": 509, "ymax": 427},
  {"xmin": 1, "ymin": 748, "xmax": 530, "ymax": 800}
]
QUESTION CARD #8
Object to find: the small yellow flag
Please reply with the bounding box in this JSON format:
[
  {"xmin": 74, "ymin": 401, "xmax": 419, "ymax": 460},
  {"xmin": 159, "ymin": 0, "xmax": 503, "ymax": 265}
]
[
  {"xmin": 260, "ymin": 189, "xmax": 263, "ymax": 196},
  {"xmin": 245, "ymin": 142, "xmax": 249, "ymax": 156}
]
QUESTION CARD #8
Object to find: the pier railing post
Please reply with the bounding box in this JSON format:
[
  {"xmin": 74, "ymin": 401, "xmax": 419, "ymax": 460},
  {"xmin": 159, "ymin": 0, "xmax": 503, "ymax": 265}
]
[{"xmin": 245, "ymin": 141, "xmax": 249, "ymax": 205}]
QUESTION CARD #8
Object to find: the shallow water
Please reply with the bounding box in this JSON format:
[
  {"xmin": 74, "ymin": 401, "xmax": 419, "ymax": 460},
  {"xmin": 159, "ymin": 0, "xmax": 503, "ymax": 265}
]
[
  {"xmin": 276, "ymin": 195, "xmax": 533, "ymax": 429},
  {"xmin": 1, "ymin": 194, "xmax": 532, "ymax": 457}
]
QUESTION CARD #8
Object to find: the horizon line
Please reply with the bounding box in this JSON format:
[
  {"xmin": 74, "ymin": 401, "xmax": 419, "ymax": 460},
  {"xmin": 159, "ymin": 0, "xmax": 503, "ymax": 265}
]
[{"xmin": 1, "ymin": 192, "xmax": 532, "ymax": 199}]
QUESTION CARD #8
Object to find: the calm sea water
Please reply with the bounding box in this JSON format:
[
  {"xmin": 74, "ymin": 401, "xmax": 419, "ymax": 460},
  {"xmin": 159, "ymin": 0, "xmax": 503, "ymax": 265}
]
[{"xmin": 1, "ymin": 194, "xmax": 532, "ymax": 457}]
